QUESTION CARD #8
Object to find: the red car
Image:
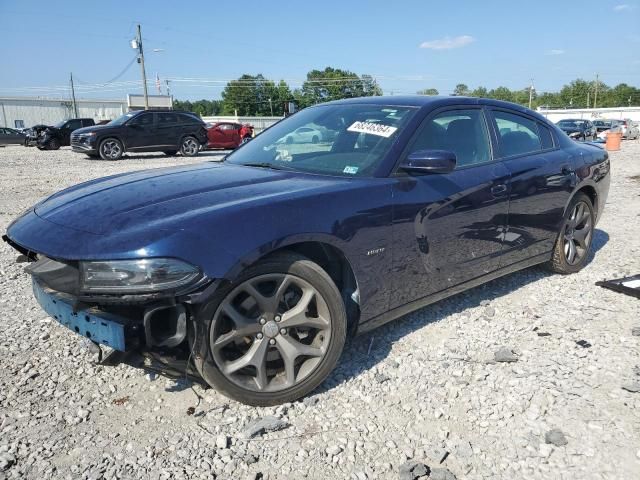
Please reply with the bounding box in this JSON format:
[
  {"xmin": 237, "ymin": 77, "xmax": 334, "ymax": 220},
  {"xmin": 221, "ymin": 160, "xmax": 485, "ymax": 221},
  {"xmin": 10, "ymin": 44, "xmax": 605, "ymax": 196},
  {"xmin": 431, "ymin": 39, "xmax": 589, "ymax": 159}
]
[{"xmin": 206, "ymin": 122, "xmax": 254, "ymax": 149}]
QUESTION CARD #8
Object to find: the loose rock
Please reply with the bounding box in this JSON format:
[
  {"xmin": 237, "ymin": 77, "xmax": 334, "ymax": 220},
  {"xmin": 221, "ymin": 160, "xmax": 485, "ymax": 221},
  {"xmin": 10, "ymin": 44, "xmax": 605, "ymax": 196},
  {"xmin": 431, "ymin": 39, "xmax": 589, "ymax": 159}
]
[
  {"xmin": 545, "ymin": 429, "xmax": 568, "ymax": 447},
  {"xmin": 243, "ymin": 416, "xmax": 290, "ymax": 438},
  {"xmin": 494, "ymin": 347, "xmax": 518, "ymax": 363}
]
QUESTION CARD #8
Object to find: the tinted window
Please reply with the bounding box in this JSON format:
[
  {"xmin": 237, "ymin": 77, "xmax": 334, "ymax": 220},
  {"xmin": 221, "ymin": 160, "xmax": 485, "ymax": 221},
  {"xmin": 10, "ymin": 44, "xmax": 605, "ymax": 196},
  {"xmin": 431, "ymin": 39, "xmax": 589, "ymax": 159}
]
[
  {"xmin": 66, "ymin": 120, "xmax": 82, "ymax": 130},
  {"xmin": 410, "ymin": 109, "xmax": 492, "ymax": 168},
  {"xmin": 538, "ymin": 123, "xmax": 554, "ymax": 149},
  {"xmin": 179, "ymin": 113, "xmax": 197, "ymax": 124},
  {"xmin": 219, "ymin": 124, "xmax": 235, "ymax": 130},
  {"xmin": 157, "ymin": 113, "xmax": 177, "ymax": 124},
  {"xmin": 129, "ymin": 113, "xmax": 154, "ymax": 126},
  {"xmin": 493, "ymin": 110, "xmax": 542, "ymax": 157}
]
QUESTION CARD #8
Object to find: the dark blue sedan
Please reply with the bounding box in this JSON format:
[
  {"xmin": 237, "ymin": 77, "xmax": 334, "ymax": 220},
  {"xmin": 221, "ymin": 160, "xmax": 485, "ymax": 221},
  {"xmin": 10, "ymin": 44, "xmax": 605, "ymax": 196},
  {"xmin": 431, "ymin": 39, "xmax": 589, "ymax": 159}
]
[{"xmin": 4, "ymin": 96, "xmax": 610, "ymax": 405}]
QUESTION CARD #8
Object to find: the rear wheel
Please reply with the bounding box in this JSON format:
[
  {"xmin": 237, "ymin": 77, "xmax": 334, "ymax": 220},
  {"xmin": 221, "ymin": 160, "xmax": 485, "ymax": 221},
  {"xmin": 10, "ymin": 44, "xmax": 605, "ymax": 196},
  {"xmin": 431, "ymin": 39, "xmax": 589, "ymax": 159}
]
[
  {"xmin": 193, "ymin": 252, "xmax": 346, "ymax": 406},
  {"xmin": 180, "ymin": 136, "xmax": 199, "ymax": 156},
  {"xmin": 312, "ymin": 135, "xmax": 319, "ymax": 144},
  {"xmin": 546, "ymin": 193, "xmax": 594, "ymax": 274},
  {"xmin": 99, "ymin": 138, "xmax": 123, "ymax": 161}
]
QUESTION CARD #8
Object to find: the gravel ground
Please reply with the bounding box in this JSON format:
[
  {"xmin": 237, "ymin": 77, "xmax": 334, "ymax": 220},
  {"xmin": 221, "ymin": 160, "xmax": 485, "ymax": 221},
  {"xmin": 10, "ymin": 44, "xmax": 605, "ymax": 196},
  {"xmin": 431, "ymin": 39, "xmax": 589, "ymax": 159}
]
[{"xmin": 0, "ymin": 143, "xmax": 639, "ymax": 480}]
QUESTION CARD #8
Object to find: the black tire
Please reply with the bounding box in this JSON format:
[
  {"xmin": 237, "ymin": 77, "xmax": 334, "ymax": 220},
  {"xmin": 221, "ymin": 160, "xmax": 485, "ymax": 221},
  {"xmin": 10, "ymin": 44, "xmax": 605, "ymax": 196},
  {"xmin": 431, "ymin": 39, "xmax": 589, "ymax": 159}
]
[
  {"xmin": 192, "ymin": 252, "xmax": 347, "ymax": 406},
  {"xmin": 47, "ymin": 138, "xmax": 60, "ymax": 150},
  {"xmin": 163, "ymin": 150, "xmax": 178, "ymax": 156},
  {"xmin": 180, "ymin": 136, "xmax": 200, "ymax": 157},
  {"xmin": 546, "ymin": 192, "xmax": 595, "ymax": 274},
  {"xmin": 98, "ymin": 138, "xmax": 123, "ymax": 161},
  {"xmin": 312, "ymin": 135, "xmax": 319, "ymax": 144}
]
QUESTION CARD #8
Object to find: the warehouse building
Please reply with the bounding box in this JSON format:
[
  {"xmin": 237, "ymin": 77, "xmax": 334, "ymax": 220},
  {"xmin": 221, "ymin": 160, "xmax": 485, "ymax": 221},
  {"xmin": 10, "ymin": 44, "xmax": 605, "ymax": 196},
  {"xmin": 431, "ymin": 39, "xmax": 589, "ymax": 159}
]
[{"xmin": 0, "ymin": 95, "xmax": 173, "ymax": 128}]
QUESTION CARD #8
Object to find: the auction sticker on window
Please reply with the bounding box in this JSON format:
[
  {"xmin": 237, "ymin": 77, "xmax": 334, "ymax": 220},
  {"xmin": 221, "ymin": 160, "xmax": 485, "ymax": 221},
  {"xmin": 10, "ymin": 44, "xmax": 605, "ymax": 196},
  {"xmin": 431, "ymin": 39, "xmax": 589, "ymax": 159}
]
[{"xmin": 347, "ymin": 121, "xmax": 398, "ymax": 138}]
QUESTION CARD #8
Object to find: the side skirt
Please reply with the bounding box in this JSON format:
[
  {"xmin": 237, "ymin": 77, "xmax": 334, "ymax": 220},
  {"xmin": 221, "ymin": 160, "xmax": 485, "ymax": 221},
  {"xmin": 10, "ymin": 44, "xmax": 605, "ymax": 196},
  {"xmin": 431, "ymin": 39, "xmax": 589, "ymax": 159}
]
[{"xmin": 356, "ymin": 252, "xmax": 551, "ymax": 335}]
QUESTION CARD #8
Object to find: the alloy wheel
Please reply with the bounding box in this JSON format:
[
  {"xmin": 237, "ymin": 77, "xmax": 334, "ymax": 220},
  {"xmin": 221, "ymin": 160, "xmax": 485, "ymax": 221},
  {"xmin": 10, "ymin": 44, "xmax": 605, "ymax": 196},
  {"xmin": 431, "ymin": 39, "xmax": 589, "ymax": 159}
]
[
  {"xmin": 101, "ymin": 140, "xmax": 121, "ymax": 159},
  {"xmin": 563, "ymin": 200, "xmax": 593, "ymax": 265},
  {"xmin": 181, "ymin": 137, "xmax": 199, "ymax": 155},
  {"xmin": 210, "ymin": 273, "xmax": 332, "ymax": 393}
]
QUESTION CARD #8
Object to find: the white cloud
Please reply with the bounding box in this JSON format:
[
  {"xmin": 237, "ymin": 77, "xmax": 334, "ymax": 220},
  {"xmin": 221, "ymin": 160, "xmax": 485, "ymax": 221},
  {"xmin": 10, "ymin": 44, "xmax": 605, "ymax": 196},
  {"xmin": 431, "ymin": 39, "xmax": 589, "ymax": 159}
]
[
  {"xmin": 546, "ymin": 49, "xmax": 566, "ymax": 55},
  {"xmin": 419, "ymin": 35, "xmax": 475, "ymax": 50},
  {"xmin": 613, "ymin": 4, "xmax": 635, "ymax": 11}
]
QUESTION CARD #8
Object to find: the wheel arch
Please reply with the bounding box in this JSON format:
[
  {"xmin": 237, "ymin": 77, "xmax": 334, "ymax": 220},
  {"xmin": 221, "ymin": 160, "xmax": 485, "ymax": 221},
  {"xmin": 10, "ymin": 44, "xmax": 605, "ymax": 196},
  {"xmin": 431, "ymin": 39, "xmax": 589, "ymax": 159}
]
[
  {"xmin": 568, "ymin": 184, "xmax": 598, "ymax": 221},
  {"xmin": 222, "ymin": 238, "xmax": 361, "ymax": 334}
]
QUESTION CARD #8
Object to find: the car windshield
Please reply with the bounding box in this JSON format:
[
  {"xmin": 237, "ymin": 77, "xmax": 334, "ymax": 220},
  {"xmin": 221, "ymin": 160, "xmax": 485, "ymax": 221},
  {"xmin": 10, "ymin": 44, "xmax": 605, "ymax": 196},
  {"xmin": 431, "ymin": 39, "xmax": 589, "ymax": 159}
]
[
  {"xmin": 108, "ymin": 112, "xmax": 137, "ymax": 126},
  {"xmin": 225, "ymin": 104, "xmax": 416, "ymax": 177}
]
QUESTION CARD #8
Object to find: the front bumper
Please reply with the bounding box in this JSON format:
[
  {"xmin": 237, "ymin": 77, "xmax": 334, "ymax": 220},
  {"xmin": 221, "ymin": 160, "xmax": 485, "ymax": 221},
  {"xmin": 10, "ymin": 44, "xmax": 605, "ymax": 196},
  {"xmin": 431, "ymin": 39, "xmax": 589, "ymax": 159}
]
[
  {"xmin": 33, "ymin": 278, "xmax": 141, "ymax": 351},
  {"xmin": 71, "ymin": 135, "xmax": 97, "ymax": 153}
]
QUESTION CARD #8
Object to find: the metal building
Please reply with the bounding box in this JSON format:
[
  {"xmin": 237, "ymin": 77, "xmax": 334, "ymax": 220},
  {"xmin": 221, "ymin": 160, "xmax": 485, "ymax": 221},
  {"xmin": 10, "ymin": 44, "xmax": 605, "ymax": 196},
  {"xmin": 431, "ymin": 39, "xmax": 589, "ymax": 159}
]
[{"xmin": 0, "ymin": 97, "xmax": 127, "ymax": 129}]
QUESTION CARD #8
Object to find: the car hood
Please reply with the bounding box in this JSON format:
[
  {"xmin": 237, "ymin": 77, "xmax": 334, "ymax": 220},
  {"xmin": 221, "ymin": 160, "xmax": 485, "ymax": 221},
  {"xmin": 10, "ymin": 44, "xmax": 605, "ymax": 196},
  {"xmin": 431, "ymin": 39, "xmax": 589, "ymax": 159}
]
[
  {"xmin": 73, "ymin": 125, "xmax": 112, "ymax": 135},
  {"xmin": 34, "ymin": 162, "xmax": 342, "ymax": 235}
]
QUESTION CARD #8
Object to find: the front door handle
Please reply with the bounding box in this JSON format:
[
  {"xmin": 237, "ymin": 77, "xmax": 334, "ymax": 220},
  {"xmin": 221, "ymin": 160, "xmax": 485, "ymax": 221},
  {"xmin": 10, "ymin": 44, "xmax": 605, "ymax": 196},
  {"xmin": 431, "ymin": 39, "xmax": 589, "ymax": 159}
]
[{"xmin": 491, "ymin": 184, "xmax": 508, "ymax": 196}]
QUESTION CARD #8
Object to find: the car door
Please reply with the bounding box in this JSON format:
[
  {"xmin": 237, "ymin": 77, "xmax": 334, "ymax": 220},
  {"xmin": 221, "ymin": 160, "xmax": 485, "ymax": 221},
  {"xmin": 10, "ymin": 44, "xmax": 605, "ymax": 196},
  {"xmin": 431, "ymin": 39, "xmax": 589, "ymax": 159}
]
[
  {"xmin": 62, "ymin": 119, "xmax": 82, "ymax": 145},
  {"xmin": 390, "ymin": 107, "xmax": 510, "ymax": 308},
  {"xmin": 0, "ymin": 128, "xmax": 23, "ymax": 145},
  {"xmin": 209, "ymin": 123, "xmax": 233, "ymax": 147},
  {"xmin": 488, "ymin": 108, "xmax": 576, "ymax": 266},
  {"xmin": 155, "ymin": 112, "xmax": 181, "ymax": 149},
  {"xmin": 124, "ymin": 112, "xmax": 156, "ymax": 149}
]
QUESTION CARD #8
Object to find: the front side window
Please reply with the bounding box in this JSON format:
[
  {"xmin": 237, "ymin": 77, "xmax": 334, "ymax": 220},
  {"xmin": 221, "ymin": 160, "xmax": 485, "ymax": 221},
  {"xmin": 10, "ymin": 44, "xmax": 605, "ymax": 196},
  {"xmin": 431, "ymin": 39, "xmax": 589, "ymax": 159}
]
[
  {"xmin": 493, "ymin": 110, "xmax": 542, "ymax": 157},
  {"xmin": 226, "ymin": 104, "xmax": 416, "ymax": 177},
  {"xmin": 157, "ymin": 113, "xmax": 177, "ymax": 124},
  {"xmin": 129, "ymin": 113, "xmax": 154, "ymax": 126},
  {"xmin": 409, "ymin": 109, "xmax": 492, "ymax": 168}
]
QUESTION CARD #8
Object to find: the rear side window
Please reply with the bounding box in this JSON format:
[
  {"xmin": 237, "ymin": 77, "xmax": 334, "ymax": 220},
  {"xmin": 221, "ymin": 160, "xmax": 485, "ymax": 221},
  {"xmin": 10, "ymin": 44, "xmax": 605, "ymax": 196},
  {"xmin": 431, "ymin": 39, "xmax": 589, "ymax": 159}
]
[
  {"xmin": 493, "ymin": 110, "xmax": 542, "ymax": 157},
  {"xmin": 179, "ymin": 113, "xmax": 197, "ymax": 124},
  {"xmin": 66, "ymin": 120, "xmax": 82, "ymax": 130},
  {"xmin": 157, "ymin": 113, "xmax": 177, "ymax": 124},
  {"xmin": 410, "ymin": 109, "xmax": 492, "ymax": 168},
  {"xmin": 538, "ymin": 123, "xmax": 554, "ymax": 149}
]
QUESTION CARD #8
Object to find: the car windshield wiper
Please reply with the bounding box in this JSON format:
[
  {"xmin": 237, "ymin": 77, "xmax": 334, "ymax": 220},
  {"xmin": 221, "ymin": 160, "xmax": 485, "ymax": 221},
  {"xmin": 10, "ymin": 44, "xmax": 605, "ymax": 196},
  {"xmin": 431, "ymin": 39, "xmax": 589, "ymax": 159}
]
[{"xmin": 239, "ymin": 162, "xmax": 292, "ymax": 171}]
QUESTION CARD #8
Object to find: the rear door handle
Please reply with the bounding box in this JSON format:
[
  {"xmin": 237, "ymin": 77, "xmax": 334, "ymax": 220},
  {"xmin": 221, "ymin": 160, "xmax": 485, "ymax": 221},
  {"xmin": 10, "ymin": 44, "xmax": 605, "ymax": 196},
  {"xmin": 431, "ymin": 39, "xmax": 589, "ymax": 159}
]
[{"xmin": 491, "ymin": 184, "xmax": 508, "ymax": 196}]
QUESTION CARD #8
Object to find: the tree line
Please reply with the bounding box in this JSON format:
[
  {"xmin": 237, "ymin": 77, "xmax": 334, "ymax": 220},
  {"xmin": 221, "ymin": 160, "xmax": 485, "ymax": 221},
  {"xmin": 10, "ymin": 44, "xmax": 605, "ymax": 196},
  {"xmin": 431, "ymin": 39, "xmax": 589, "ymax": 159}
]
[
  {"xmin": 174, "ymin": 70, "xmax": 640, "ymax": 117},
  {"xmin": 173, "ymin": 67, "xmax": 382, "ymax": 116},
  {"xmin": 420, "ymin": 80, "xmax": 640, "ymax": 109}
]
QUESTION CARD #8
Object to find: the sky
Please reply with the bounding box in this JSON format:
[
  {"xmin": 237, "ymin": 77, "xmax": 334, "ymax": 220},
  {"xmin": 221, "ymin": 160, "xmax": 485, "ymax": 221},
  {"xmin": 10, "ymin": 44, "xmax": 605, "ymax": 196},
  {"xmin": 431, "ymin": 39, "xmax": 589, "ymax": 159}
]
[{"xmin": 1, "ymin": 0, "xmax": 639, "ymax": 101}]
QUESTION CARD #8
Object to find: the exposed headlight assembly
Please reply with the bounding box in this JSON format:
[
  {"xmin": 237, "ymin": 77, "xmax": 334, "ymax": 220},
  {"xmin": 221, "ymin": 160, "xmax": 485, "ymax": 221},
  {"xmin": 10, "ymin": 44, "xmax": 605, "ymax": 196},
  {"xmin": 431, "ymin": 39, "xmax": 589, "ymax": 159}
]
[{"xmin": 80, "ymin": 258, "xmax": 201, "ymax": 293}]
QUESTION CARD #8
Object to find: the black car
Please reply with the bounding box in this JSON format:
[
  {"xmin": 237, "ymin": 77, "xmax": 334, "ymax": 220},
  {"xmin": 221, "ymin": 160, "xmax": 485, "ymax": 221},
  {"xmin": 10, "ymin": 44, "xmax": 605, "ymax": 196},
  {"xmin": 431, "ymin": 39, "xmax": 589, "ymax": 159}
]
[
  {"xmin": 71, "ymin": 110, "xmax": 208, "ymax": 160},
  {"xmin": 556, "ymin": 119, "xmax": 596, "ymax": 141},
  {"xmin": 26, "ymin": 118, "xmax": 95, "ymax": 150}
]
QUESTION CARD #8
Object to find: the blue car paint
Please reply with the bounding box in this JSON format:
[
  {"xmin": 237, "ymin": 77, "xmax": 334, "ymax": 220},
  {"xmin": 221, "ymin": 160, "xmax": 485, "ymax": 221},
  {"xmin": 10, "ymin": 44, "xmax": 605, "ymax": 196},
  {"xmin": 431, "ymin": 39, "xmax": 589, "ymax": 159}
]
[{"xmin": 6, "ymin": 96, "xmax": 610, "ymax": 329}]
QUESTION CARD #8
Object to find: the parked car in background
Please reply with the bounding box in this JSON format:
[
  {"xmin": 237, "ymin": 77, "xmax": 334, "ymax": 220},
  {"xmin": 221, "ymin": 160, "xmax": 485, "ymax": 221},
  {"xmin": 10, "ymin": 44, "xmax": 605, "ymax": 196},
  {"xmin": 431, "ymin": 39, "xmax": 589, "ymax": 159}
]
[
  {"xmin": 206, "ymin": 122, "xmax": 254, "ymax": 149},
  {"xmin": 0, "ymin": 127, "xmax": 27, "ymax": 146},
  {"xmin": 619, "ymin": 119, "xmax": 639, "ymax": 139},
  {"xmin": 556, "ymin": 119, "xmax": 597, "ymax": 141},
  {"xmin": 71, "ymin": 110, "xmax": 207, "ymax": 160},
  {"xmin": 4, "ymin": 96, "xmax": 610, "ymax": 406},
  {"xmin": 26, "ymin": 118, "xmax": 95, "ymax": 150},
  {"xmin": 280, "ymin": 126, "xmax": 324, "ymax": 144},
  {"xmin": 595, "ymin": 120, "xmax": 624, "ymax": 141}
]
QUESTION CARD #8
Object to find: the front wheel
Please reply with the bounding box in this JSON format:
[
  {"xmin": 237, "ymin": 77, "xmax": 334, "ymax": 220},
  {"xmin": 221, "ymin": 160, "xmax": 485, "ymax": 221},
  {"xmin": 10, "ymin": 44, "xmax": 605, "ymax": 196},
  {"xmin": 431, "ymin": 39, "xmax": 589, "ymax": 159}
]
[
  {"xmin": 47, "ymin": 138, "xmax": 60, "ymax": 150},
  {"xmin": 99, "ymin": 138, "xmax": 123, "ymax": 161},
  {"xmin": 546, "ymin": 193, "xmax": 595, "ymax": 274},
  {"xmin": 193, "ymin": 252, "xmax": 347, "ymax": 406},
  {"xmin": 180, "ymin": 136, "xmax": 199, "ymax": 156}
]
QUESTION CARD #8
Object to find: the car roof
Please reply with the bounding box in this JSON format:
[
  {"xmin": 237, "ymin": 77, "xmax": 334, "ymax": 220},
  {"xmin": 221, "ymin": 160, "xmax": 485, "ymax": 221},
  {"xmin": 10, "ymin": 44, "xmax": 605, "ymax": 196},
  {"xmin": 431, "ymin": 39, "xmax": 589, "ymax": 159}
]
[{"xmin": 320, "ymin": 95, "xmax": 547, "ymax": 119}]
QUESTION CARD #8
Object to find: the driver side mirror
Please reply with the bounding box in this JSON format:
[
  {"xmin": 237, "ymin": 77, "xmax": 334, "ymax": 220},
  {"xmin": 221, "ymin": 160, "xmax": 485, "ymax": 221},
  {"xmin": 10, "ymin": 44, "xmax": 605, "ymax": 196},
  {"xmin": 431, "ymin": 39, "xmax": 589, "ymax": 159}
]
[{"xmin": 400, "ymin": 149, "xmax": 456, "ymax": 174}]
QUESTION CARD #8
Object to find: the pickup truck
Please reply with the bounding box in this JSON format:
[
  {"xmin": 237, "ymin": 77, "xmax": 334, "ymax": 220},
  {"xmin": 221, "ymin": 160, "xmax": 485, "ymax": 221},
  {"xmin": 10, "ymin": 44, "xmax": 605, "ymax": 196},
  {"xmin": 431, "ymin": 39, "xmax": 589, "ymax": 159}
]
[{"xmin": 26, "ymin": 118, "xmax": 95, "ymax": 150}]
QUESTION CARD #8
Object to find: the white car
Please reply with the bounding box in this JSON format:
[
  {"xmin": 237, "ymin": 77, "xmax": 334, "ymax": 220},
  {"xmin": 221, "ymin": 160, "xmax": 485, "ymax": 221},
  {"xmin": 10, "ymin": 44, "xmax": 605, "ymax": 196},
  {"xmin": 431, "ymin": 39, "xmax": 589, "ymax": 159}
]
[{"xmin": 281, "ymin": 126, "xmax": 324, "ymax": 144}]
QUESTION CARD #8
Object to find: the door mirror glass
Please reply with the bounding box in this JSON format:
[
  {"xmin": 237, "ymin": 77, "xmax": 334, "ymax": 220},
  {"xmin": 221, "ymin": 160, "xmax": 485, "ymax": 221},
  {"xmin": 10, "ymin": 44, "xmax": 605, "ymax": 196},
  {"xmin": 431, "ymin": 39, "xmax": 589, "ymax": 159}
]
[{"xmin": 401, "ymin": 150, "xmax": 456, "ymax": 174}]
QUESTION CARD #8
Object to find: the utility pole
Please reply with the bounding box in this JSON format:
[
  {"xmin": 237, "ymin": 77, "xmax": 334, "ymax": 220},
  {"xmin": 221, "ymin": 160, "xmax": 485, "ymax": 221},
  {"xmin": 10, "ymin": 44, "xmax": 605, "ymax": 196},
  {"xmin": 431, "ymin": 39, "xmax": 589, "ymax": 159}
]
[
  {"xmin": 135, "ymin": 24, "xmax": 149, "ymax": 110},
  {"xmin": 165, "ymin": 79, "xmax": 173, "ymax": 109},
  {"xmin": 593, "ymin": 73, "xmax": 599, "ymax": 110},
  {"xmin": 70, "ymin": 72, "xmax": 78, "ymax": 118},
  {"xmin": 268, "ymin": 98, "xmax": 273, "ymax": 116},
  {"xmin": 587, "ymin": 91, "xmax": 590, "ymax": 108},
  {"xmin": 528, "ymin": 78, "xmax": 534, "ymax": 109}
]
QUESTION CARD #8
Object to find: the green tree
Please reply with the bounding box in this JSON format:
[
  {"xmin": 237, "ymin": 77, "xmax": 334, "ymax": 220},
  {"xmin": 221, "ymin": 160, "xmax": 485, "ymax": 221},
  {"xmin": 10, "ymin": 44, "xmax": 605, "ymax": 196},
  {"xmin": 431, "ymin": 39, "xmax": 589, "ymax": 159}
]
[
  {"xmin": 417, "ymin": 88, "xmax": 439, "ymax": 95},
  {"xmin": 453, "ymin": 83, "xmax": 470, "ymax": 96},
  {"xmin": 295, "ymin": 67, "xmax": 381, "ymax": 108},
  {"xmin": 221, "ymin": 74, "xmax": 293, "ymax": 116},
  {"xmin": 488, "ymin": 86, "xmax": 513, "ymax": 102},
  {"xmin": 471, "ymin": 86, "xmax": 488, "ymax": 97}
]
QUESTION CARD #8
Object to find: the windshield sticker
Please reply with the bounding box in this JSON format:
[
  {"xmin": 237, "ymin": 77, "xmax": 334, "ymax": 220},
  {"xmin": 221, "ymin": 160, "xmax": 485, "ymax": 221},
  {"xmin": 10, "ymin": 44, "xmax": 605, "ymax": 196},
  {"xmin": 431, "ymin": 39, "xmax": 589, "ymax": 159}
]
[
  {"xmin": 343, "ymin": 166, "xmax": 359, "ymax": 175},
  {"xmin": 347, "ymin": 121, "xmax": 398, "ymax": 138}
]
